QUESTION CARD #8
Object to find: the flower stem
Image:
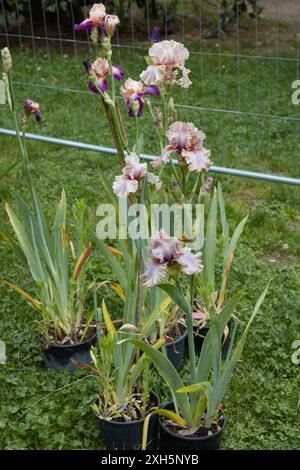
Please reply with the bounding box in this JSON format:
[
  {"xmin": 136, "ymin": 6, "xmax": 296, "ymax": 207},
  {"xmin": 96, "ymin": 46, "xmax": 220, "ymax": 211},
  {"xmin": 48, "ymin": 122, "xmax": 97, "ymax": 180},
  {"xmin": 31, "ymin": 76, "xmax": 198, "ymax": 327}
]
[
  {"xmin": 108, "ymin": 58, "xmax": 116, "ymax": 102},
  {"xmin": 146, "ymin": 99, "xmax": 164, "ymax": 153},
  {"xmin": 135, "ymin": 115, "xmax": 139, "ymax": 144},
  {"xmin": 161, "ymin": 92, "xmax": 169, "ymax": 135},
  {"xmin": 8, "ymin": 71, "xmax": 34, "ymax": 197},
  {"xmin": 176, "ymin": 280, "xmax": 196, "ymax": 384}
]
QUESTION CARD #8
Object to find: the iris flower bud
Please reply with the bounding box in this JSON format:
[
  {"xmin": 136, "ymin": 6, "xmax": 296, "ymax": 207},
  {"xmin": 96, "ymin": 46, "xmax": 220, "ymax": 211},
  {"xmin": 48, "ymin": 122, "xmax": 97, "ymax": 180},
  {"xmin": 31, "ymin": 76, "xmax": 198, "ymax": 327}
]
[{"xmin": 1, "ymin": 47, "xmax": 12, "ymax": 73}]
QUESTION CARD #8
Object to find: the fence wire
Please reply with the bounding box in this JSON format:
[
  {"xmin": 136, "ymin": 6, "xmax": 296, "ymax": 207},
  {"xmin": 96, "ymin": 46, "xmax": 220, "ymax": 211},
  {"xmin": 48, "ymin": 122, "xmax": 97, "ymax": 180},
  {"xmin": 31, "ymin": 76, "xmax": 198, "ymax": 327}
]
[{"xmin": 0, "ymin": 0, "xmax": 300, "ymax": 185}]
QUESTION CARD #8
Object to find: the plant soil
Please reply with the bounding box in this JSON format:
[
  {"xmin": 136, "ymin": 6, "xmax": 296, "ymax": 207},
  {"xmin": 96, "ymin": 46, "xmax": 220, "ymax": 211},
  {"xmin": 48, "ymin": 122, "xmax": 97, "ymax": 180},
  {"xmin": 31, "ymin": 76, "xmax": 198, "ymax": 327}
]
[
  {"xmin": 96, "ymin": 393, "xmax": 157, "ymax": 423},
  {"xmin": 164, "ymin": 321, "xmax": 186, "ymax": 342},
  {"xmin": 42, "ymin": 324, "xmax": 97, "ymax": 349},
  {"xmin": 163, "ymin": 413, "xmax": 224, "ymax": 438}
]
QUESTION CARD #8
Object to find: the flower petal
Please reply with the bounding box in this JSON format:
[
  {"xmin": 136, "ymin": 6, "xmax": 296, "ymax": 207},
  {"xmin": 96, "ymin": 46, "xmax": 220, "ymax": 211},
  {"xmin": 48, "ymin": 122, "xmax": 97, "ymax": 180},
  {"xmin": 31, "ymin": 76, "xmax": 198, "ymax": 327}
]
[
  {"xmin": 177, "ymin": 67, "xmax": 192, "ymax": 88},
  {"xmin": 89, "ymin": 3, "xmax": 106, "ymax": 24},
  {"xmin": 147, "ymin": 172, "xmax": 162, "ymax": 190},
  {"xmin": 123, "ymin": 153, "xmax": 147, "ymax": 180},
  {"xmin": 151, "ymin": 146, "xmax": 173, "ymax": 169},
  {"xmin": 148, "ymin": 40, "xmax": 189, "ymax": 68},
  {"xmin": 177, "ymin": 248, "xmax": 203, "ymax": 275},
  {"xmin": 112, "ymin": 64, "xmax": 125, "ymax": 81},
  {"xmin": 181, "ymin": 148, "xmax": 213, "ymax": 173},
  {"xmin": 150, "ymin": 230, "xmax": 182, "ymax": 263},
  {"xmin": 112, "ymin": 175, "xmax": 138, "ymax": 197},
  {"xmin": 74, "ymin": 20, "xmax": 93, "ymax": 31},
  {"xmin": 128, "ymin": 98, "xmax": 144, "ymax": 118},
  {"xmin": 88, "ymin": 81, "xmax": 99, "ymax": 94},
  {"xmin": 140, "ymin": 65, "xmax": 165, "ymax": 86},
  {"xmin": 144, "ymin": 85, "xmax": 160, "ymax": 96},
  {"xmin": 142, "ymin": 262, "xmax": 167, "ymax": 287}
]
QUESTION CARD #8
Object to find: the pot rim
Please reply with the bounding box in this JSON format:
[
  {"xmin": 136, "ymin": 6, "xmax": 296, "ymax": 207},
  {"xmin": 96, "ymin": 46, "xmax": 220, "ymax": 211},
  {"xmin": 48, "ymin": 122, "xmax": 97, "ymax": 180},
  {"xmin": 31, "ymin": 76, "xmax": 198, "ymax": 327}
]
[
  {"xmin": 159, "ymin": 403, "xmax": 227, "ymax": 442},
  {"xmin": 93, "ymin": 391, "xmax": 160, "ymax": 426},
  {"xmin": 165, "ymin": 325, "xmax": 188, "ymax": 346},
  {"xmin": 43, "ymin": 327, "xmax": 97, "ymax": 350}
]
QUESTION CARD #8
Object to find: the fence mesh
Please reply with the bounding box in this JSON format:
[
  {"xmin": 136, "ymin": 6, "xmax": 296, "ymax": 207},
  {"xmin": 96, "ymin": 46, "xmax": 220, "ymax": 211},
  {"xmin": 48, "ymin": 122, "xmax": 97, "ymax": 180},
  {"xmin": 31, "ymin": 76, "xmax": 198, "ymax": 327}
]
[{"xmin": 0, "ymin": 0, "xmax": 300, "ymax": 181}]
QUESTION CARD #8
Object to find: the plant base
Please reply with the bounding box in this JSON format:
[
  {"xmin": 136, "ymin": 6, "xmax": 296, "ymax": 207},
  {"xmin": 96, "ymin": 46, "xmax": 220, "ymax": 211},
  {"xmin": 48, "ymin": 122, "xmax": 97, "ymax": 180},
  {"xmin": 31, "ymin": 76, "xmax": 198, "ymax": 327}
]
[
  {"xmin": 94, "ymin": 392, "xmax": 159, "ymax": 450},
  {"xmin": 43, "ymin": 329, "xmax": 97, "ymax": 371},
  {"xmin": 159, "ymin": 402, "xmax": 226, "ymax": 450}
]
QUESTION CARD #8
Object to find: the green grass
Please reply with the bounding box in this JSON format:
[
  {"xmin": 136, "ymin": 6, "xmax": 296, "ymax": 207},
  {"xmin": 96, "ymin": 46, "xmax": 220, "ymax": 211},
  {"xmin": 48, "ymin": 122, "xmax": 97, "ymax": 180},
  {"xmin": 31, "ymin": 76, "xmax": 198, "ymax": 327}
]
[{"xmin": 0, "ymin": 40, "xmax": 300, "ymax": 450}]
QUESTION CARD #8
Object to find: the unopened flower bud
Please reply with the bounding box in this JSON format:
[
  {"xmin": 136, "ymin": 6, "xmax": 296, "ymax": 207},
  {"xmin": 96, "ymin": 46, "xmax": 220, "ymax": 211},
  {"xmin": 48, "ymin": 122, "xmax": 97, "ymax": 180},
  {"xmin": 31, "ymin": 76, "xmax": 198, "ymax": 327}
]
[
  {"xmin": 90, "ymin": 26, "xmax": 99, "ymax": 45},
  {"xmin": 168, "ymin": 97, "xmax": 177, "ymax": 123},
  {"xmin": 131, "ymin": 99, "xmax": 140, "ymax": 117},
  {"xmin": 171, "ymin": 181, "xmax": 184, "ymax": 203},
  {"xmin": 1, "ymin": 47, "xmax": 12, "ymax": 73},
  {"xmin": 101, "ymin": 36, "xmax": 112, "ymax": 59},
  {"xmin": 145, "ymin": 55, "xmax": 152, "ymax": 66},
  {"xmin": 200, "ymin": 176, "xmax": 214, "ymax": 195},
  {"xmin": 199, "ymin": 177, "xmax": 214, "ymax": 203},
  {"xmin": 153, "ymin": 106, "xmax": 163, "ymax": 128},
  {"xmin": 104, "ymin": 15, "xmax": 120, "ymax": 38},
  {"xmin": 103, "ymin": 92, "xmax": 114, "ymax": 107}
]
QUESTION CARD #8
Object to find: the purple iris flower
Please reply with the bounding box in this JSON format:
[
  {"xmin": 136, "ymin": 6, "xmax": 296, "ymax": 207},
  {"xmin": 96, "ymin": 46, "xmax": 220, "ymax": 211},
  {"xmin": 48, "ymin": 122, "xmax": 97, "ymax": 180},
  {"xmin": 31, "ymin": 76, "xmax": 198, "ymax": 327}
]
[
  {"xmin": 112, "ymin": 65, "xmax": 125, "ymax": 81},
  {"xmin": 24, "ymin": 98, "xmax": 41, "ymax": 123},
  {"xmin": 88, "ymin": 78, "xmax": 109, "ymax": 94},
  {"xmin": 83, "ymin": 59, "xmax": 125, "ymax": 95},
  {"xmin": 128, "ymin": 98, "xmax": 144, "ymax": 118},
  {"xmin": 123, "ymin": 83, "xmax": 160, "ymax": 118},
  {"xmin": 150, "ymin": 26, "xmax": 160, "ymax": 43}
]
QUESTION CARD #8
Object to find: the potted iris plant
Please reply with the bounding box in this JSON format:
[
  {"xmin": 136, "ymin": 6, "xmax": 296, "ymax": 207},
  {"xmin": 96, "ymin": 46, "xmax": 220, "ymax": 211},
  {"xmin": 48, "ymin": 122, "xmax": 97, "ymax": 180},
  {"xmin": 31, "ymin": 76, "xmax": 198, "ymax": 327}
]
[
  {"xmin": 132, "ymin": 280, "xmax": 269, "ymax": 449},
  {"xmin": 0, "ymin": 49, "xmax": 96, "ymax": 371}
]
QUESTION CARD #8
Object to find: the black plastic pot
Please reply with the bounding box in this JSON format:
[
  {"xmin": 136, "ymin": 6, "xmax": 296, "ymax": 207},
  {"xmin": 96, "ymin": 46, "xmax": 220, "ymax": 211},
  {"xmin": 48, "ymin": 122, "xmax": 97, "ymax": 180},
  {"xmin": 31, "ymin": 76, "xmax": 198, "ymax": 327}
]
[
  {"xmin": 43, "ymin": 329, "xmax": 97, "ymax": 371},
  {"xmin": 159, "ymin": 402, "xmax": 227, "ymax": 450},
  {"xmin": 165, "ymin": 327, "xmax": 188, "ymax": 371},
  {"xmin": 94, "ymin": 392, "xmax": 160, "ymax": 450},
  {"xmin": 192, "ymin": 321, "xmax": 231, "ymax": 358}
]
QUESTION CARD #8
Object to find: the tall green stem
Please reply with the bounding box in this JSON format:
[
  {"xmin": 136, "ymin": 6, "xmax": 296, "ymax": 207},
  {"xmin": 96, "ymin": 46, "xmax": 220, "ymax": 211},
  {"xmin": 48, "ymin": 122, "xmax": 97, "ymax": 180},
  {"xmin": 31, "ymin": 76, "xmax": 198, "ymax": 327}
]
[
  {"xmin": 176, "ymin": 280, "xmax": 196, "ymax": 384},
  {"xmin": 108, "ymin": 58, "xmax": 116, "ymax": 102},
  {"xmin": 161, "ymin": 92, "xmax": 169, "ymax": 135},
  {"xmin": 8, "ymin": 71, "xmax": 34, "ymax": 197},
  {"xmin": 135, "ymin": 115, "xmax": 139, "ymax": 144}
]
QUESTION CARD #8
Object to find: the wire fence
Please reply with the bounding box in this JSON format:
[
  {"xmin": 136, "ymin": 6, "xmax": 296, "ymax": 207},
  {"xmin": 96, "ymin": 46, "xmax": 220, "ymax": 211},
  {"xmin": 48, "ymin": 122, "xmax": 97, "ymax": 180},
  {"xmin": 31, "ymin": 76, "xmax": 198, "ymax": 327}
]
[{"xmin": 1, "ymin": 0, "xmax": 300, "ymax": 185}]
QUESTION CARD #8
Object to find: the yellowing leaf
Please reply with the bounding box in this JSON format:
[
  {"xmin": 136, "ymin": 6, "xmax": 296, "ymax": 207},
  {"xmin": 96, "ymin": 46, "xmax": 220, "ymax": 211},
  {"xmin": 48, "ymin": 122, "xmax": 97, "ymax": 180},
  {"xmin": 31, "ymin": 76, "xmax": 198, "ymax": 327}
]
[
  {"xmin": 73, "ymin": 243, "xmax": 92, "ymax": 281},
  {"xmin": 102, "ymin": 299, "xmax": 116, "ymax": 336},
  {"xmin": 0, "ymin": 277, "xmax": 41, "ymax": 310},
  {"xmin": 95, "ymin": 280, "xmax": 125, "ymax": 301},
  {"xmin": 108, "ymin": 246, "xmax": 123, "ymax": 257},
  {"xmin": 142, "ymin": 409, "xmax": 187, "ymax": 450}
]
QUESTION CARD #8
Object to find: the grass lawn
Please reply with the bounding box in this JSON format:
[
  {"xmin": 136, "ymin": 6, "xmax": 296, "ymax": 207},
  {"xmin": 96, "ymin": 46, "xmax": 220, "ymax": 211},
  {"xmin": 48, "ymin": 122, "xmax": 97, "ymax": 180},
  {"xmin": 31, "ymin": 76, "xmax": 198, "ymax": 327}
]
[{"xmin": 0, "ymin": 36, "xmax": 299, "ymax": 449}]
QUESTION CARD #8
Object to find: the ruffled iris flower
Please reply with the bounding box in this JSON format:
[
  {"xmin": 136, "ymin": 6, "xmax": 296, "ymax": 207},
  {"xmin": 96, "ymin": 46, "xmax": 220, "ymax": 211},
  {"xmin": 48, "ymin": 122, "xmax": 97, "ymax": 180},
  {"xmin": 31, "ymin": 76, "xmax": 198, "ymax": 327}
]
[
  {"xmin": 120, "ymin": 78, "xmax": 160, "ymax": 118},
  {"xmin": 74, "ymin": 3, "xmax": 119, "ymax": 39},
  {"xmin": 84, "ymin": 58, "xmax": 124, "ymax": 94},
  {"xmin": 112, "ymin": 153, "xmax": 161, "ymax": 197},
  {"xmin": 142, "ymin": 229, "xmax": 203, "ymax": 287},
  {"xmin": 74, "ymin": 3, "xmax": 106, "ymax": 32},
  {"xmin": 23, "ymin": 99, "xmax": 41, "ymax": 123},
  {"xmin": 152, "ymin": 121, "xmax": 213, "ymax": 173},
  {"xmin": 140, "ymin": 40, "xmax": 192, "ymax": 89},
  {"xmin": 150, "ymin": 26, "xmax": 160, "ymax": 43}
]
